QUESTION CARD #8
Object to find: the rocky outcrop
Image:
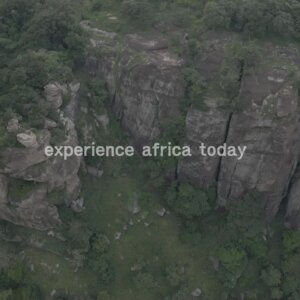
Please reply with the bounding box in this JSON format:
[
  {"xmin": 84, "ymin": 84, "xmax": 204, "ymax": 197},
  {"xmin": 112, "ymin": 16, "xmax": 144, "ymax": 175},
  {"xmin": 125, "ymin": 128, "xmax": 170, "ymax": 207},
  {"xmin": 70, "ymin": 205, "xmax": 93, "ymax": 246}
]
[
  {"xmin": 44, "ymin": 83, "xmax": 67, "ymax": 109},
  {"xmin": 6, "ymin": 118, "xmax": 19, "ymax": 133},
  {"xmin": 178, "ymin": 107, "xmax": 231, "ymax": 187},
  {"xmin": 17, "ymin": 130, "xmax": 38, "ymax": 148},
  {"xmin": 85, "ymin": 27, "xmax": 185, "ymax": 146},
  {"xmin": 178, "ymin": 33, "xmax": 234, "ymax": 187},
  {"xmin": 0, "ymin": 175, "xmax": 8, "ymax": 204},
  {"xmin": 85, "ymin": 26, "xmax": 300, "ymax": 225},
  {"xmin": 0, "ymin": 82, "xmax": 83, "ymax": 231},
  {"xmin": 217, "ymin": 46, "xmax": 300, "ymax": 221},
  {"xmin": 0, "ymin": 185, "xmax": 61, "ymax": 230}
]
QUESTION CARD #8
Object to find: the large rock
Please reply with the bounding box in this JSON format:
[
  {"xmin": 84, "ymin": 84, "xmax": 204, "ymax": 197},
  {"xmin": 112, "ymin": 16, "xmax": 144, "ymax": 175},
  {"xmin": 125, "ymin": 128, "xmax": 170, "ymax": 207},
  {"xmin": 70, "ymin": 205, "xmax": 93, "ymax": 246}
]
[
  {"xmin": 85, "ymin": 27, "xmax": 300, "ymax": 224},
  {"xmin": 0, "ymin": 175, "xmax": 8, "ymax": 204},
  {"xmin": 178, "ymin": 32, "xmax": 234, "ymax": 188},
  {"xmin": 217, "ymin": 46, "xmax": 300, "ymax": 221},
  {"xmin": 17, "ymin": 130, "xmax": 38, "ymax": 148},
  {"xmin": 178, "ymin": 106, "xmax": 231, "ymax": 188},
  {"xmin": 0, "ymin": 185, "xmax": 61, "ymax": 230},
  {"xmin": 0, "ymin": 83, "xmax": 82, "ymax": 230},
  {"xmin": 85, "ymin": 30, "xmax": 184, "ymax": 146},
  {"xmin": 44, "ymin": 83, "xmax": 66, "ymax": 109}
]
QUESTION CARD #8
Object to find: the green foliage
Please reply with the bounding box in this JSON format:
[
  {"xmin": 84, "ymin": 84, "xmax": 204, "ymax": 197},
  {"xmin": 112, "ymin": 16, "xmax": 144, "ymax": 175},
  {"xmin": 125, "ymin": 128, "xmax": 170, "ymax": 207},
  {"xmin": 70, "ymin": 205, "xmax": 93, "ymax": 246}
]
[
  {"xmin": 183, "ymin": 67, "xmax": 208, "ymax": 111},
  {"xmin": 261, "ymin": 265, "xmax": 282, "ymax": 287},
  {"xmin": 91, "ymin": 256, "xmax": 114, "ymax": 283},
  {"xmin": 164, "ymin": 285, "xmax": 190, "ymax": 300},
  {"xmin": 88, "ymin": 233, "xmax": 114, "ymax": 284},
  {"xmin": 0, "ymin": 0, "xmax": 36, "ymax": 35},
  {"xmin": 22, "ymin": 1, "xmax": 85, "ymax": 54},
  {"xmin": 227, "ymin": 194, "xmax": 266, "ymax": 239},
  {"xmin": 80, "ymin": 78, "xmax": 108, "ymax": 114},
  {"xmin": 65, "ymin": 221, "xmax": 92, "ymax": 250},
  {"xmin": 0, "ymin": 290, "xmax": 12, "ymax": 300},
  {"xmin": 90, "ymin": 234, "xmax": 110, "ymax": 255},
  {"xmin": 202, "ymin": 1, "xmax": 231, "ymax": 30},
  {"xmin": 166, "ymin": 183, "xmax": 211, "ymax": 219},
  {"xmin": 47, "ymin": 190, "xmax": 65, "ymax": 206},
  {"xmin": 201, "ymin": 0, "xmax": 300, "ymax": 40},
  {"xmin": 165, "ymin": 262, "xmax": 186, "ymax": 287},
  {"xmin": 283, "ymin": 230, "xmax": 300, "ymax": 253},
  {"xmin": 121, "ymin": 0, "xmax": 153, "ymax": 25},
  {"xmin": 0, "ymin": 0, "xmax": 85, "ymax": 126},
  {"xmin": 217, "ymin": 243, "xmax": 248, "ymax": 288},
  {"xmin": 9, "ymin": 180, "xmax": 36, "ymax": 203},
  {"xmin": 221, "ymin": 40, "xmax": 261, "ymax": 99},
  {"xmin": 97, "ymin": 290, "xmax": 111, "ymax": 300},
  {"xmin": 133, "ymin": 272, "xmax": 156, "ymax": 289}
]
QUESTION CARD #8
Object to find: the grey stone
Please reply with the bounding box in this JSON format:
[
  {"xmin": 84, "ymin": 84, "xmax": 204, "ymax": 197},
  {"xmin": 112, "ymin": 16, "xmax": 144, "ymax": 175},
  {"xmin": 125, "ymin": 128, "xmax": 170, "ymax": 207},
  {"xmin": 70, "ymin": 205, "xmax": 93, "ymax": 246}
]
[
  {"xmin": 191, "ymin": 288, "xmax": 202, "ymax": 297},
  {"xmin": 6, "ymin": 118, "xmax": 19, "ymax": 133},
  {"xmin": 17, "ymin": 131, "xmax": 38, "ymax": 148},
  {"xmin": 0, "ymin": 175, "xmax": 8, "ymax": 204},
  {"xmin": 44, "ymin": 83, "xmax": 65, "ymax": 109}
]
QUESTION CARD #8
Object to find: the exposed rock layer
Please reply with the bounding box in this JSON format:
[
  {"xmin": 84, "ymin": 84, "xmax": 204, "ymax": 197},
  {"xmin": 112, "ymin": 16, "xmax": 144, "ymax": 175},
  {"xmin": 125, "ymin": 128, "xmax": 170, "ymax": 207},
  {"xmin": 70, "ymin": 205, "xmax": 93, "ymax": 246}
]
[
  {"xmin": 0, "ymin": 83, "xmax": 82, "ymax": 230},
  {"xmin": 85, "ymin": 26, "xmax": 300, "ymax": 227}
]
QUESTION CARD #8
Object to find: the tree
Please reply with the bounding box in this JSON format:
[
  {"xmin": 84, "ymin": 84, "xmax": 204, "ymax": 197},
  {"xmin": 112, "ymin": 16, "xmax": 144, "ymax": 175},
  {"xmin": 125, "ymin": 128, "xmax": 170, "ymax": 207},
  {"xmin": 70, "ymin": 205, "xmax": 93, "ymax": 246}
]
[
  {"xmin": 134, "ymin": 272, "xmax": 156, "ymax": 289},
  {"xmin": 261, "ymin": 265, "xmax": 282, "ymax": 287},
  {"xmin": 166, "ymin": 183, "xmax": 211, "ymax": 219},
  {"xmin": 0, "ymin": 290, "xmax": 12, "ymax": 300},
  {"xmin": 21, "ymin": 0, "xmax": 85, "ymax": 60},
  {"xmin": 165, "ymin": 262, "xmax": 186, "ymax": 287},
  {"xmin": 202, "ymin": 1, "xmax": 231, "ymax": 30},
  {"xmin": 283, "ymin": 230, "xmax": 300, "ymax": 253},
  {"xmin": 121, "ymin": 0, "xmax": 153, "ymax": 25},
  {"xmin": 0, "ymin": 0, "xmax": 36, "ymax": 35}
]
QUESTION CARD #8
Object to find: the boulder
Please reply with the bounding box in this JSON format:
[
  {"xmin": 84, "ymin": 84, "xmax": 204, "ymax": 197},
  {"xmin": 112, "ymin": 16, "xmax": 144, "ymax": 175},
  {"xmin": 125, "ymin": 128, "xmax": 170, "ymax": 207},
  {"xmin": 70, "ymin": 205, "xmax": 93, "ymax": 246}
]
[
  {"xmin": 85, "ymin": 28, "xmax": 300, "ymax": 225},
  {"xmin": 6, "ymin": 118, "xmax": 19, "ymax": 133},
  {"xmin": 191, "ymin": 288, "xmax": 202, "ymax": 297},
  {"xmin": 44, "ymin": 118, "xmax": 57, "ymax": 129},
  {"xmin": 17, "ymin": 130, "xmax": 38, "ymax": 148},
  {"xmin": 0, "ymin": 185, "xmax": 61, "ymax": 231},
  {"xmin": 0, "ymin": 82, "xmax": 83, "ymax": 231},
  {"xmin": 86, "ymin": 166, "xmax": 104, "ymax": 178},
  {"xmin": 85, "ymin": 31, "xmax": 184, "ymax": 146},
  {"xmin": 44, "ymin": 83, "xmax": 65, "ymax": 109}
]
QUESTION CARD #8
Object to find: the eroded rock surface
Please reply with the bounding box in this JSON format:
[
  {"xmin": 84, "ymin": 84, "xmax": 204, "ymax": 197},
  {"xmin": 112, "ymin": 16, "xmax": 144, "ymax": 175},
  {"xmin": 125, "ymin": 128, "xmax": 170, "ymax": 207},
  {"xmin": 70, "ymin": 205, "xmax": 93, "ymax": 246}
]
[
  {"xmin": 85, "ymin": 27, "xmax": 300, "ymax": 225},
  {"xmin": 0, "ymin": 83, "xmax": 82, "ymax": 230},
  {"xmin": 0, "ymin": 185, "xmax": 61, "ymax": 230},
  {"xmin": 217, "ymin": 46, "xmax": 300, "ymax": 221},
  {"xmin": 85, "ymin": 28, "xmax": 184, "ymax": 146}
]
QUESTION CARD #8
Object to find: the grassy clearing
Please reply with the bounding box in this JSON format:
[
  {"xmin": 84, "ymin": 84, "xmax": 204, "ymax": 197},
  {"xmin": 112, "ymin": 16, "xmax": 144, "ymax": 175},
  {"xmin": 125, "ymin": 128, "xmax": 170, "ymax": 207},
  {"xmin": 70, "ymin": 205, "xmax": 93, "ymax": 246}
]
[
  {"xmin": 79, "ymin": 156, "xmax": 222, "ymax": 299},
  {"xmin": 23, "ymin": 246, "xmax": 98, "ymax": 298}
]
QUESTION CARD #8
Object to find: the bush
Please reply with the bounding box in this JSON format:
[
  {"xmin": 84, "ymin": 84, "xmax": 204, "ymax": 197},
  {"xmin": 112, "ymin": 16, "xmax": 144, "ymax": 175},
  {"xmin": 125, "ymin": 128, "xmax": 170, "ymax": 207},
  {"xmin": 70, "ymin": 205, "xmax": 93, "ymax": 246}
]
[
  {"xmin": 134, "ymin": 272, "xmax": 156, "ymax": 289},
  {"xmin": 165, "ymin": 262, "xmax": 186, "ymax": 287},
  {"xmin": 121, "ymin": 0, "xmax": 153, "ymax": 25},
  {"xmin": 166, "ymin": 183, "xmax": 211, "ymax": 219},
  {"xmin": 183, "ymin": 67, "xmax": 208, "ymax": 111}
]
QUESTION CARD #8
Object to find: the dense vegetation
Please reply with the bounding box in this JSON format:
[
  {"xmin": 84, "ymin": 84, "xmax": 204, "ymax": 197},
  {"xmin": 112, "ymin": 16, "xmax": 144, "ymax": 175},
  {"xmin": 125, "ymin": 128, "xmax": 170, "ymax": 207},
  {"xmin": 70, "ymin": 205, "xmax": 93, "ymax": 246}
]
[{"xmin": 0, "ymin": 0, "xmax": 300, "ymax": 299}]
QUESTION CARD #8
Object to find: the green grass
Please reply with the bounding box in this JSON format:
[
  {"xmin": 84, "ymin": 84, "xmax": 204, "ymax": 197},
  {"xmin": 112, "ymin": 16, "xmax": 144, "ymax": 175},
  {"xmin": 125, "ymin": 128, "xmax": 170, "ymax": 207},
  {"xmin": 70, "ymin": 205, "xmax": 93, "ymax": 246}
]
[
  {"xmin": 23, "ymin": 246, "xmax": 98, "ymax": 297},
  {"xmin": 78, "ymin": 156, "xmax": 222, "ymax": 299}
]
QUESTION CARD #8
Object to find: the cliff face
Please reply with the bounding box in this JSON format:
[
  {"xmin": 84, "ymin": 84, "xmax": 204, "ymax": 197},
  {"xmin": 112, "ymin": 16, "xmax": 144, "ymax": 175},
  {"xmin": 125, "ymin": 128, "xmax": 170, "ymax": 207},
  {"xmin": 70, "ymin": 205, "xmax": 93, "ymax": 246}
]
[
  {"xmin": 85, "ymin": 26, "xmax": 184, "ymax": 147},
  {"xmin": 86, "ymin": 25, "xmax": 300, "ymax": 227},
  {"xmin": 1, "ymin": 24, "xmax": 299, "ymax": 231}
]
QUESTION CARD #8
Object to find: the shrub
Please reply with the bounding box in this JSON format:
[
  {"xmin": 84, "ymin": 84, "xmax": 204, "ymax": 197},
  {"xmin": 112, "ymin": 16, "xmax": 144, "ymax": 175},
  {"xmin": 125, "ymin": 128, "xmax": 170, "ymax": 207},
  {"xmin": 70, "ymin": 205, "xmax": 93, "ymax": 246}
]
[
  {"xmin": 121, "ymin": 0, "xmax": 153, "ymax": 25},
  {"xmin": 166, "ymin": 183, "xmax": 211, "ymax": 219}
]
